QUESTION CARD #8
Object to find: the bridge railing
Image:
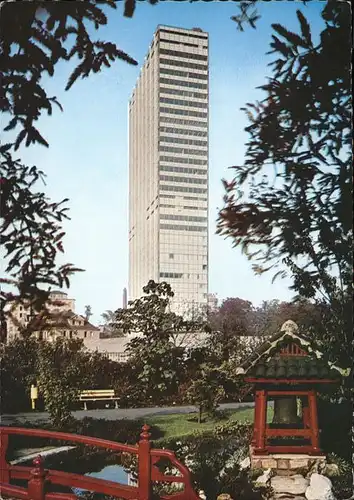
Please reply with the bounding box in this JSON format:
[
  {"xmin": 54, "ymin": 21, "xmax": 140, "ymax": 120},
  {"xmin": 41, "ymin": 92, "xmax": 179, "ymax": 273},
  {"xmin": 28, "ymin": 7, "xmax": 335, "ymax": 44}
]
[{"xmin": 0, "ymin": 424, "xmax": 199, "ymax": 500}]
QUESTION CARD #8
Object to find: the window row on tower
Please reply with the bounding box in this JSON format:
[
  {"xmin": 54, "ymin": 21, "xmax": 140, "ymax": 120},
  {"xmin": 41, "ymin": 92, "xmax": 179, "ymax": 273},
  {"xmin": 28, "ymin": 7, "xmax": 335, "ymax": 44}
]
[
  {"xmin": 160, "ymin": 155, "xmax": 207, "ymax": 165},
  {"xmin": 160, "ymin": 224, "xmax": 207, "ymax": 232},
  {"xmin": 160, "ymin": 214, "xmax": 207, "ymax": 223},
  {"xmin": 160, "ymin": 175, "xmax": 207, "ymax": 185},
  {"xmin": 160, "ymin": 68, "xmax": 208, "ymax": 81},
  {"xmin": 160, "ymin": 77, "xmax": 207, "ymax": 90},
  {"xmin": 160, "ymin": 126, "xmax": 207, "ymax": 137},
  {"xmin": 160, "ymin": 185, "xmax": 207, "ymax": 194},
  {"xmin": 160, "ymin": 117, "xmax": 207, "ymax": 128},
  {"xmin": 160, "ymin": 58, "xmax": 207, "ymax": 72},
  {"xmin": 160, "ymin": 107, "xmax": 207, "ymax": 119},
  {"xmin": 160, "ymin": 87, "xmax": 207, "ymax": 100},
  {"xmin": 160, "ymin": 136, "xmax": 207, "ymax": 147},
  {"xmin": 159, "ymin": 48, "xmax": 208, "ymax": 62},
  {"xmin": 159, "ymin": 146, "xmax": 206, "ymax": 156},
  {"xmin": 160, "ymin": 97, "xmax": 207, "ymax": 109},
  {"xmin": 160, "ymin": 165, "xmax": 207, "ymax": 175}
]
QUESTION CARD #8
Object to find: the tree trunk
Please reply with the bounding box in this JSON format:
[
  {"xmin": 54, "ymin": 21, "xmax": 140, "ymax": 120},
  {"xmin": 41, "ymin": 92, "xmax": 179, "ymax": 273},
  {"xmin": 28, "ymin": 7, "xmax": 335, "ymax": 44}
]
[{"xmin": 198, "ymin": 405, "xmax": 202, "ymax": 424}]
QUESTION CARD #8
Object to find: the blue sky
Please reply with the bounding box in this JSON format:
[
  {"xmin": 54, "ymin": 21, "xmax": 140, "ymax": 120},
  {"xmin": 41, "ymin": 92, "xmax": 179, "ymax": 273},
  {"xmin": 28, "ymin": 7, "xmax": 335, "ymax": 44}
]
[{"xmin": 15, "ymin": 1, "xmax": 325, "ymax": 324}]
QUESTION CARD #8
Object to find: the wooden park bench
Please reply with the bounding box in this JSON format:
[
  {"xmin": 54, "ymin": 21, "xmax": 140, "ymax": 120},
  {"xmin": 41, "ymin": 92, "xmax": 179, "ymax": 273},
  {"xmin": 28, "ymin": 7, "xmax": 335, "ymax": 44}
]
[{"xmin": 78, "ymin": 389, "xmax": 119, "ymax": 410}]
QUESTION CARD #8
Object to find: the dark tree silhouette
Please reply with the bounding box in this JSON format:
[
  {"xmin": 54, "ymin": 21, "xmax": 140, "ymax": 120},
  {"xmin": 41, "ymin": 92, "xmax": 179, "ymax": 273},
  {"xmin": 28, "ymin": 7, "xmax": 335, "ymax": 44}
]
[
  {"xmin": 1, "ymin": 1, "xmax": 138, "ymax": 313},
  {"xmin": 123, "ymin": 0, "xmax": 158, "ymax": 18},
  {"xmin": 217, "ymin": 2, "xmax": 352, "ymax": 371}
]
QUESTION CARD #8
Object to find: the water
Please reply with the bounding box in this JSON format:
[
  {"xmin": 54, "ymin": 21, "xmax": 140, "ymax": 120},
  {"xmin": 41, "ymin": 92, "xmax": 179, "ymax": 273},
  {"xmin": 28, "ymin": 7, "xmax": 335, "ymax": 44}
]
[
  {"xmin": 87, "ymin": 464, "xmax": 129, "ymax": 484},
  {"xmin": 72, "ymin": 464, "xmax": 132, "ymax": 496}
]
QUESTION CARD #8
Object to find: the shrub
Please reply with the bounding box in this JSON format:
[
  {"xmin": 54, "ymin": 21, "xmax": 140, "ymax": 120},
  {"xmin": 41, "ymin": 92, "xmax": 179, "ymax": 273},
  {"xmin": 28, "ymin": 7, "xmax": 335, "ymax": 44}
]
[
  {"xmin": 1, "ymin": 336, "xmax": 126, "ymax": 423},
  {"xmin": 6, "ymin": 417, "xmax": 144, "ymax": 465},
  {"xmin": 318, "ymin": 398, "xmax": 351, "ymax": 461},
  {"xmin": 0, "ymin": 337, "xmax": 38, "ymax": 413},
  {"xmin": 326, "ymin": 453, "xmax": 353, "ymax": 499},
  {"xmin": 185, "ymin": 364, "xmax": 226, "ymax": 424},
  {"xmin": 36, "ymin": 338, "xmax": 98, "ymax": 427},
  {"xmin": 153, "ymin": 421, "xmax": 259, "ymax": 499}
]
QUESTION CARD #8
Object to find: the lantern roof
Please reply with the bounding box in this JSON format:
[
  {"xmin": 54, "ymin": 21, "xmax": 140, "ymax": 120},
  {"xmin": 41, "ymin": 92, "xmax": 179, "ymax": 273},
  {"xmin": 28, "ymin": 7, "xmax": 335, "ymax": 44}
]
[{"xmin": 235, "ymin": 320, "xmax": 350, "ymax": 380}]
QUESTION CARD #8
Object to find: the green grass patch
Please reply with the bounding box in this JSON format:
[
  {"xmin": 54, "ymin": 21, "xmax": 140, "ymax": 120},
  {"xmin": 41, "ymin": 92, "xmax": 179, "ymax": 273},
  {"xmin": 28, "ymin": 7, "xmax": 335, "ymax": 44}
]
[{"xmin": 144, "ymin": 406, "xmax": 273, "ymax": 440}]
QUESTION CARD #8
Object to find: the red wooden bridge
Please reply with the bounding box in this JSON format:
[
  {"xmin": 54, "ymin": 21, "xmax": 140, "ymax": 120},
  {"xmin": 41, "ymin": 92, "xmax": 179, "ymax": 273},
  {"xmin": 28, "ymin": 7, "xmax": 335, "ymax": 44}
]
[{"xmin": 0, "ymin": 425, "xmax": 199, "ymax": 500}]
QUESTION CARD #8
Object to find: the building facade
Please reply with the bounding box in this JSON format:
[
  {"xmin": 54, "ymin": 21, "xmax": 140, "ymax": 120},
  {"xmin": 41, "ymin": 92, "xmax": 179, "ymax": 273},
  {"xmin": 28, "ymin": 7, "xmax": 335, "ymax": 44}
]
[
  {"xmin": 84, "ymin": 330, "xmax": 210, "ymax": 363},
  {"xmin": 129, "ymin": 25, "xmax": 209, "ymax": 315},
  {"xmin": 207, "ymin": 293, "xmax": 218, "ymax": 313},
  {"xmin": 4, "ymin": 291, "xmax": 100, "ymax": 343}
]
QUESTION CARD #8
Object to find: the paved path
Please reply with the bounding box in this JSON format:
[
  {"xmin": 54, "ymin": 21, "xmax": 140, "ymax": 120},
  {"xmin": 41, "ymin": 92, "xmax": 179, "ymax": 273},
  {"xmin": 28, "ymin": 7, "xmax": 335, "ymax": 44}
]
[{"xmin": 0, "ymin": 402, "xmax": 254, "ymax": 426}]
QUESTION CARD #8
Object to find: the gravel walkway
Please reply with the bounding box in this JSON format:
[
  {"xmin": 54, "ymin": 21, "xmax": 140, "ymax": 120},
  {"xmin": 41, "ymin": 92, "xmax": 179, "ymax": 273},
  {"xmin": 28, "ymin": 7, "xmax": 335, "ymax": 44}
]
[{"xmin": 1, "ymin": 402, "xmax": 254, "ymax": 426}]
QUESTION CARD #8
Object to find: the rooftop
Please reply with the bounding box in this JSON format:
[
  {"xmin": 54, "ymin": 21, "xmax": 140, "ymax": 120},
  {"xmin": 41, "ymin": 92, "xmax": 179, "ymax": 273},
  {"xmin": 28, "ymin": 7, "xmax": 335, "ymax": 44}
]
[
  {"xmin": 31, "ymin": 310, "xmax": 100, "ymax": 331},
  {"xmin": 236, "ymin": 320, "xmax": 349, "ymax": 380},
  {"xmin": 156, "ymin": 25, "xmax": 208, "ymax": 36}
]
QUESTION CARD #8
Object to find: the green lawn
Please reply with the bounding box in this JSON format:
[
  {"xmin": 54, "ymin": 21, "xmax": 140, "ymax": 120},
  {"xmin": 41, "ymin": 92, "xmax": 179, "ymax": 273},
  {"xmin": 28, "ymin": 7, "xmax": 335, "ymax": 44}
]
[{"xmin": 144, "ymin": 406, "xmax": 274, "ymax": 440}]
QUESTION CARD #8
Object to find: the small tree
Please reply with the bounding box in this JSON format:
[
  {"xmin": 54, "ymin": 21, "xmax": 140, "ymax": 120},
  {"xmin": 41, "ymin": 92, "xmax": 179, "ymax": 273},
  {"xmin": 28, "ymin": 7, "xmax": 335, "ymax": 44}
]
[
  {"xmin": 186, "ymin": 364, "xmax": 225, "ymax": 424},
  {"xmin": 84, "ymin": 305, "xmax": 93, "ymax": 322},
  {"xmin": 114, "ymin": 280, "xmax": 206, "ymax": 404},
  {"xmin": 36, "ymin": 337, "xmax": 94, "ymax": 427},
  {"xmin": 100, "ymin": 309, "xmax": 124, "ymax": 338}
]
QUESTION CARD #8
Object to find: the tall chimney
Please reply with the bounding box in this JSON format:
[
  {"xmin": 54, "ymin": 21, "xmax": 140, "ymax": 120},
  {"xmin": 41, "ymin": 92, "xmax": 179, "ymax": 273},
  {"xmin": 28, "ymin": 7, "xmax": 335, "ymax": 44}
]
[{"xmin": 123, "ymin": 288, "xmax": 128, "ymax": 309}]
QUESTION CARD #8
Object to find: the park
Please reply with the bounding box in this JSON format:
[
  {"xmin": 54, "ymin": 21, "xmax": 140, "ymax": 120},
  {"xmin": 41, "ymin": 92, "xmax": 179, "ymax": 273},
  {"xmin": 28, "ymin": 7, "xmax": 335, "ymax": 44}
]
[
  {"xmin": 0, "ymin": 0, "xmax": 351, "ymax": 499},
  {"xmin": 1, "ymin": 318, "xmax": 352, "ymax": 499}
]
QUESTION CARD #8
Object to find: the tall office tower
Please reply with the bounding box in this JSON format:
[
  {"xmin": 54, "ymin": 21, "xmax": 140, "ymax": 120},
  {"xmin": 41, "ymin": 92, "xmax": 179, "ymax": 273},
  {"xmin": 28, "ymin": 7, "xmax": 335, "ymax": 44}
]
[{"xmin": 129, "ymin": 25, "xmax": 209, "ymax": 316}]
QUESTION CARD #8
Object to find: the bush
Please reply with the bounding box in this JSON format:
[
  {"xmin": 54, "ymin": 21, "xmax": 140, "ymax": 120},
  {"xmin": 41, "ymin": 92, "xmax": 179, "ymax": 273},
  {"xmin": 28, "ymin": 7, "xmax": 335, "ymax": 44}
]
[
  {"xmin": 1, "ymin": 337, "xmax": 127, "ymax": 422},
  {"xmin": 36, "ymin": 338, "xmax": 102, "ymax": 427},
  {"xmin": 318, "ymin": 398, "xmax": 351, "ymax": 461},
  {"xmin": 0, "ymin": 338, "xmax": 38, "ymax": 413},
  {"xmin": 152, "ymin": 421, "xmax": 259, "ymax": 499},
  {"xmin": 6, "ymin": 417, "xmax": 144, "ymax": 464},
  {"xmin": 326, "ymin": 453, "xmax": 353, "ymax": 499},
  {"xmin": 67, "ymin": 417, "xmax": 145, "ymax": 443},
  {"xmin": 185, "ymin": 364, "xmax": 226, "ymax": 424}
]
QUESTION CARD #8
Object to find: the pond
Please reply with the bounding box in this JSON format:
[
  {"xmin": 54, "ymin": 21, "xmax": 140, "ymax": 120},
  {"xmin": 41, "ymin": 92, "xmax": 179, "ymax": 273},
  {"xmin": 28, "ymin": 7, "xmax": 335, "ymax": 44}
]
[
  {"xmin": 86, "ymin": 464, "xmax": 129, "ymax": 484},
  {"xmin": 13, "ymin": 448, "xmax": 136, "ymax": 497},
  {"xmin": 72, "ymin": 464, "xmax": 135, "ymax": 496}
]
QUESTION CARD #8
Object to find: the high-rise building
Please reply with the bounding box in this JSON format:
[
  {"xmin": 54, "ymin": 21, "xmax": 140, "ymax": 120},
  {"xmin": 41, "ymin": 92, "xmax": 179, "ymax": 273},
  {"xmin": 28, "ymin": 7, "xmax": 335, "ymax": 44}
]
[{"xmin": 128, "ymin": 25, "xmax": 209, "ymax": 315}]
